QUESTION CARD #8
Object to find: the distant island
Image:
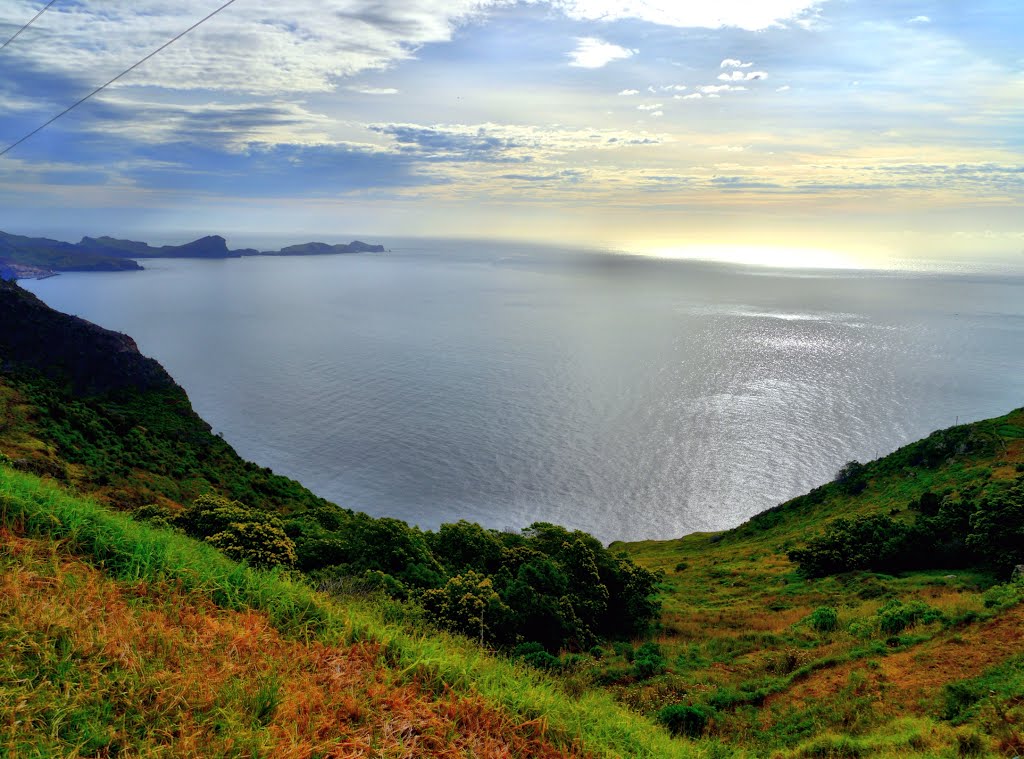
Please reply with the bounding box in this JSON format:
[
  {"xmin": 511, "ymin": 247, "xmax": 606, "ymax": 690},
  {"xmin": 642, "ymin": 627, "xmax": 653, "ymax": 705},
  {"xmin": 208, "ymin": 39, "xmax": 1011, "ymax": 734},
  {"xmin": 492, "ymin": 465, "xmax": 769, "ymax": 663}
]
[{"xmin": 0, "ymin": 229, "xmax": 386, "ymax": 280}]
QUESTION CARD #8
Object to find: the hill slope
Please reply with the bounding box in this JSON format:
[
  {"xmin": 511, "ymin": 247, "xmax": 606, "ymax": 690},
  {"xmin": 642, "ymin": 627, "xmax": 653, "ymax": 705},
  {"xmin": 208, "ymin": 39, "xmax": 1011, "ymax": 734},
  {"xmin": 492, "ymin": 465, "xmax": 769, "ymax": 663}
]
[
  {"xmin": 0, "ymin": 277, "xmax": 1021, "ymax": 756},
  {"xmin": 605, "ymin": 407, "xmax": 1024, "ymax": 756},
  {"xmin": 0, "ymin": 465, "xmax": 699, "ymax": 758}
]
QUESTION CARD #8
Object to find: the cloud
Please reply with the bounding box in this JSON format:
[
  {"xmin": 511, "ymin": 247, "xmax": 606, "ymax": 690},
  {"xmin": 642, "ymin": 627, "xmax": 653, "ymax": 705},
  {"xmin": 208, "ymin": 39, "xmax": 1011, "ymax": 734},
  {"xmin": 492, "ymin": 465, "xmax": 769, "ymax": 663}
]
[
  {"xmin": 698, "ymin": 84, "xmax": 746, "ymax": 93},
  {"xmin": 568, "ymin": 37, "xmax": 636, "ymax": 68},
  {"xmin": 65, "ymin": 97, "xmax": 337, "ymax": 149},
  {"xmin": 497, "ymin": 169, "xmax": 585, "ymax": 182},
  {"xmin": 0, "ymin": 1, "xmax": 498, "ymax": 96},
  {"xmin": 347, "ymin": 86, "xmax": 400, "ymax": 95},
  {"xmin": 679, "ymin": 92, "xmax": 703, "ymax": 100},
  {"xmin": 370, "ymin": 123, "xmax": 529, "ymax": 162},
  {"xmin": 776, "ymin": 85, "xmax": 791, "ymax": 92},
  {"xmin": 618, "ymin": 89, "xmax": 640, "ymax": 95},
  {"xmin": 721, "ymin": 58, "xmax": 754, "ymax": 68},
  {"xmin": 367, "ymin": 121, "xmax": 668, "ymax": 164},
  {"xmin": 710, "ymin": 176, "xmax": 782, "ymax": 189},
  {"xmin": 553, "ymin": 1, "xmax": 826, "ymax": 31},
  {"xmin": 908, "ymin": 15, "xmax": 931, "ymax": 24},
  {"xmin": 637, "ymin": 103, "xmax": 663, "ymax": 110},
  {"xmin": 718, "ymin": 70, "xmax": 768, "ymax": 81}
]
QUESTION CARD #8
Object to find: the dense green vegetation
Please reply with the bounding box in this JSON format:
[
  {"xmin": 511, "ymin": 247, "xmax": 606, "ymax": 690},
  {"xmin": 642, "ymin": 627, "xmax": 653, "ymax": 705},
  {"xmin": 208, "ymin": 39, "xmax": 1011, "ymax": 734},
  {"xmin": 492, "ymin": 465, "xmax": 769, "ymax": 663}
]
[
  {"xmin": 789, "ymin": 468, "xmax": 1024, "ymax": 579},
  {"xmin": 599, "ymin": 406, "xmax": 1024, "ymax": 756},
  {"xmin": 0, "ymin": 464, "xmax": 696, "ymax": 758},
  {"xmin": 2, "ymin": 370, "xmax": 660, "ymax": 652}
]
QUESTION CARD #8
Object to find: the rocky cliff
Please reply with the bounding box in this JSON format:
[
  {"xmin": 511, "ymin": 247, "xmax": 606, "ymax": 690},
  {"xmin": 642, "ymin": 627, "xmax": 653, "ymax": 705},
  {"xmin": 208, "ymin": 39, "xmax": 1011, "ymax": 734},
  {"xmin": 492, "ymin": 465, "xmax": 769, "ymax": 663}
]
[{"xmin": 0, "ymin": 279, "xmax": 178, "ymax": 395}]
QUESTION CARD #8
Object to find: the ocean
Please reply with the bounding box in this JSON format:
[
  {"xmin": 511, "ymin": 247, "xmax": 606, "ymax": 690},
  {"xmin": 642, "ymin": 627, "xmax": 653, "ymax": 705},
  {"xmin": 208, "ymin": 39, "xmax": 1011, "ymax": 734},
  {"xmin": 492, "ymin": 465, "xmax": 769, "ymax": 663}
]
[{"xmin": 22, "ymin": 240, "xmax": 1024, "ymax": 543}]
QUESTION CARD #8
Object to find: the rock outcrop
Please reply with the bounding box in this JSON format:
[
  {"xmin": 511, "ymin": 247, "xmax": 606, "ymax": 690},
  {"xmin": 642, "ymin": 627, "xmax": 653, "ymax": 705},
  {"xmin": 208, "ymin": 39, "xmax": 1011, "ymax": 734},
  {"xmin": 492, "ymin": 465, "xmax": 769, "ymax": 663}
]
[{"xmin": 0, "ymin": 279, "xmax": 178, "ymax": 395}]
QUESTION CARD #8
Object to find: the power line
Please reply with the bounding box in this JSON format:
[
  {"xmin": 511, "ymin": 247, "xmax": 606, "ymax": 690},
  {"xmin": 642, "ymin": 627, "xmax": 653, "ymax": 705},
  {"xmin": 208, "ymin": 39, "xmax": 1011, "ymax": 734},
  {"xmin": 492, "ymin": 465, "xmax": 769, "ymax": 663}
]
[
  {"xmin": 0, "ymin": 0, "xmax": 239, "ymax": 158},
  {"xmin": 0, "ymin": 0, "xmax": 59, "ymax": 51}
]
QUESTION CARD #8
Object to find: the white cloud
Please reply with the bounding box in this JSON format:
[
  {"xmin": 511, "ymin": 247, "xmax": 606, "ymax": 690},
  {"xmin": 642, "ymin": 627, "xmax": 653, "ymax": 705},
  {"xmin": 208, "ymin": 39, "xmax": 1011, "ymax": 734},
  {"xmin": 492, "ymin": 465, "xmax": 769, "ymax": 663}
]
[
  {"xmin": 348, "ymin": 87, "xmax": 400, "ymax": 95},
  {"xmin": 0, "ymin": 0, "xmax": 497, "ymax": 95},
  {"xmin": 679, "ymin": 93, "xmax": 703, "ymax": 99},
  {"xmin": 637, "ymin": 103, "xmax": 663, "ymax": 110},
  {"xmin": 721, "ymin": 58, "xmax": 754, "ymax": 68},
  {"xmin": 776, "ymin": 84, "xmax": 791, "ymax": 92},
  {"xmin": 554, "ymin": 1, "xmax": 826, "ymax": 31},
  {"xmin": 710, "ymin": 144, "xmax": 745, "ymax": 152},
  {"xmin": 618, "ymin": 89, "xmax": 640, "ymax": 95},
  {"xmin": 698, "ymin": 84, "xmax": 746, "ymax": 93},
  {"xmin": 567, "ymin": 37, "xmax": 637, "ymax": 68},
  {"xmin": 908, "ymin": 15, "xmax": 931, "ymax": 24},
  {"xmin": 718, "ymin": 70, "xmax": 768, "ymax": 81}
]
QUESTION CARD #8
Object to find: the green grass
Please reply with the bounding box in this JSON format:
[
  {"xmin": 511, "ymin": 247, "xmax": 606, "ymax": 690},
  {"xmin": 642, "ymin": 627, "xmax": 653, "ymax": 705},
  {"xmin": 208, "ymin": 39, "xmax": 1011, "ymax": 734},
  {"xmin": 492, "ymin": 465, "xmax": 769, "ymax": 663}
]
[
  {"xmin": 591, "ymin": 408, "xmax": 1024, "ymax": 755},
  {"xmin": 0, "ymin": 463, "xmax": 714, "ymax": 758}
]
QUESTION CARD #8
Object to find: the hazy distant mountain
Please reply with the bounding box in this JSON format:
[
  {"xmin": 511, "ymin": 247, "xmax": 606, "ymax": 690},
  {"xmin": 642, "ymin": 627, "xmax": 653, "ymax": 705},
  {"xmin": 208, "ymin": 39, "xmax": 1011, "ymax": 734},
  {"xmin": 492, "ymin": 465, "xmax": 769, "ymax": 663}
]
[
  {"xmin": 273, "ymin": 240, "xmax": 386, "ymax": 255},
  {"xmin": 77, "ymin": 234, "xmax": 239, "ymax": 259},
  {"xmin": 0, "ymin": 231, "xmax": 143, "ymax": 278},
  {"xmin": 0, "ymin": 230, "xmax": 386, "ymax": 279}
]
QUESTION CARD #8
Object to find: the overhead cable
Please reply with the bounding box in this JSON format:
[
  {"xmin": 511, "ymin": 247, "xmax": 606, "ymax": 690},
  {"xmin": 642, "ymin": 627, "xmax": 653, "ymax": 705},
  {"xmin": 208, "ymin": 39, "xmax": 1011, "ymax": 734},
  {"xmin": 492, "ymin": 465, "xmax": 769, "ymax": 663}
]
[
  {"xmin": 0, "ymin": 0, "xmax": 239, "ymax": 158},
  {"xmin": 0, "ymin": 0, "xmax": 59, "ymax": 51}
]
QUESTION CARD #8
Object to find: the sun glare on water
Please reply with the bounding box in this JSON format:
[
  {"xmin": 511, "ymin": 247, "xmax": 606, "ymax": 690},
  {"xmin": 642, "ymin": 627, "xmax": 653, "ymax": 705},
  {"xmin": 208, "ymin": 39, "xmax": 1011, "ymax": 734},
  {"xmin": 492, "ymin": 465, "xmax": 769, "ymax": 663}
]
[{"xmin": 640, "ymin": 245, "xmax": 871, "ymax": 270}]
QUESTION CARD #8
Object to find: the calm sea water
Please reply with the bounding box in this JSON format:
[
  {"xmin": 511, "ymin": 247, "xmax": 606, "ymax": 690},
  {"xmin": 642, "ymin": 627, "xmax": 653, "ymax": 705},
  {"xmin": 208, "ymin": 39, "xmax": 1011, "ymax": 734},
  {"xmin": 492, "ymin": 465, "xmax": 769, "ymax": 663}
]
[{"xmin": 22, "ymin": 241, "xmax": 1024, "ymax": 543}]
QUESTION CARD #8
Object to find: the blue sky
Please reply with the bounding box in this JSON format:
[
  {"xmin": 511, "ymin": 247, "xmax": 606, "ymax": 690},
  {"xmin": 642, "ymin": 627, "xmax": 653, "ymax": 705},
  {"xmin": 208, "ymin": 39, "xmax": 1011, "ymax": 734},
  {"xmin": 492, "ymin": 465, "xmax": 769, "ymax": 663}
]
[{"xmin": 1, "ymin": 0, "xmax": 1021, "ymax": 267}]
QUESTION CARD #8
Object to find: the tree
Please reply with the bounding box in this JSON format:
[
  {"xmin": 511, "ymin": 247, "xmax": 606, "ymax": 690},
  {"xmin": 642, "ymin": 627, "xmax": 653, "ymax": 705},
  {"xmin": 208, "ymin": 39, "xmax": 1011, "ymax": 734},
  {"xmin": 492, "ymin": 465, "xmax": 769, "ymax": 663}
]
[
  {"xmin": 176, "ymin": 493, "xmax": 296, "ymax": 568},
  {"xmin": 967, "ymin": 477, "xmax": 1024, "ymax": 577},
  {"xmin": 421, "ymin": 571, "xmax": 516, "ymax": 645}
]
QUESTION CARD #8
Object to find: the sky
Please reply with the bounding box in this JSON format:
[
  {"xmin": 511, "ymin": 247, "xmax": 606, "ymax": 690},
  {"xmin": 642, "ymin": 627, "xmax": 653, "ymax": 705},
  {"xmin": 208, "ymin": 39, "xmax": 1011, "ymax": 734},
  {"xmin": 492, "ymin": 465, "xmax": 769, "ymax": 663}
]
[{"xmin": 1, "ymin": 0, "xmax": 1022, "ymax": 268}]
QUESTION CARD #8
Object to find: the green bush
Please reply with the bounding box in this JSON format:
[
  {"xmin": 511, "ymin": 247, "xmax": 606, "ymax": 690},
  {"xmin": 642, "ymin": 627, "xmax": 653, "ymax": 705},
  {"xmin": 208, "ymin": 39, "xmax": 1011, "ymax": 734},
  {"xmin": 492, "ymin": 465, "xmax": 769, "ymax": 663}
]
[
  {"xmin": 206, "ymin": 521, "xmax": 296, "ymax": 568},
  {"xmin": 790, "ymin": 474, "xmax": 1024, "ymax": 579},
  {"xmin": 982, "ymin": 579, "xmax": 1024, "ymax": 610},
  {"xmin": 657, "ymin": 704, "xmax": 709, "ymax": 738},
  {"xmin": 876, "ymin": 599, "xmax": 940, "ymax": 635},
  {"xmin": 512, "ymin": 642, "xmax": 562, "ymax": 671},
  {"xmin": 177, "ymin": 494, "xmax": 296, "ymax": 568},
  {"xmin": 421, "ymin": 571, "xmax": 516, "ymax": 646},
  {"xmin": 834, "ymin": 460, "xmax": 868, "ymax": 495},
  {"xmin": 808, "ymin": 606, "xmax": 839, "ymax": 633},
  {"xmin": 633, "ymin": 641, "xmax": 667, "ymax": 680},
  {"xmin": 788, "ymin": 514, "xmax": 909, "ymax": 576}
]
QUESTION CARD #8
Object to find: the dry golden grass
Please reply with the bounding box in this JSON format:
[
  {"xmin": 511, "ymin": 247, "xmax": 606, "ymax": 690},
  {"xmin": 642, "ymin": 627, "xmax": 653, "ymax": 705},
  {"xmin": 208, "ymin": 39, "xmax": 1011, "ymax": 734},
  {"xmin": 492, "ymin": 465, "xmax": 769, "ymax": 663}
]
[{"xmin": 0, "ymin": 527, "xmax": 583, "ymax": 758}]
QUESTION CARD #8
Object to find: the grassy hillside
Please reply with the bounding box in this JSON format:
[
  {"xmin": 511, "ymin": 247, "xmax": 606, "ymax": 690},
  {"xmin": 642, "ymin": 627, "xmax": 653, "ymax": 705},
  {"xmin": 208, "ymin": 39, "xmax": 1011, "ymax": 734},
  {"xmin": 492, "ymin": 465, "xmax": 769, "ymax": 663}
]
[
  {"xmin": 601, "ymin": 407, "xmax": 1024, "ymax": 756},
  {"xmin": 4, "ymin": 382, "xmax": 1021, "ymax": 757},
  {"xmin": 0, "ymin": 465, "xmax": 701, "ymax": 758},
  {"xmin": 1, "ymin": 280, "xmax": 1021, "ymax": 756}
]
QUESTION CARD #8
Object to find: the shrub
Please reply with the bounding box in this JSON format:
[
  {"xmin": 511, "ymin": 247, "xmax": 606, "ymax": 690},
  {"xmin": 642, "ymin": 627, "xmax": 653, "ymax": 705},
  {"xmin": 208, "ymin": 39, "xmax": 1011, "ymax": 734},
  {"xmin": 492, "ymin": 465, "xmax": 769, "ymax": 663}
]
[
  {"xmin": 834, "ymin": 460, "xmax": 868, "ymax": 495},
  {"xmin": 808, "ymin": 606, "xmax": 839, "ymax": 633},
  {"xmin": 657, "ymin": 704, "xmax": 709, "ymax": 738},
  {"xmin": 421, "ymin": 571, "xmax": 516, "ymax": 646},
  {"xmin": 982, "ymin": 579, "xmax": 1024, "ymax": 610},
  {"xmin": 178, "ymin": 494, "xmax": 296, "ymax": 568},
  {"xmin": 205, "ymin": 521, "xmax": 297, "ymax": 568},
  {"xmin": 632, "ymin": 641, "xmax": 667, "ymax": 680},
  {"xmin": 943, "ymin": 681, "xmax": 984, "ymax": 722},
  {"xmin": 511, "ymin": 642, "xmax": 562, "ymax": 671},
  {"xmin": 966, "ymin": 477, "xmax": 1024, "ymax": 577},
  {"xmin": 788, "ymin": 515, "xmax": 909, "ymax": 577},
  {"xmin": 876, "ymin": 599, "xmax": 939, "ymax": 635}
]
